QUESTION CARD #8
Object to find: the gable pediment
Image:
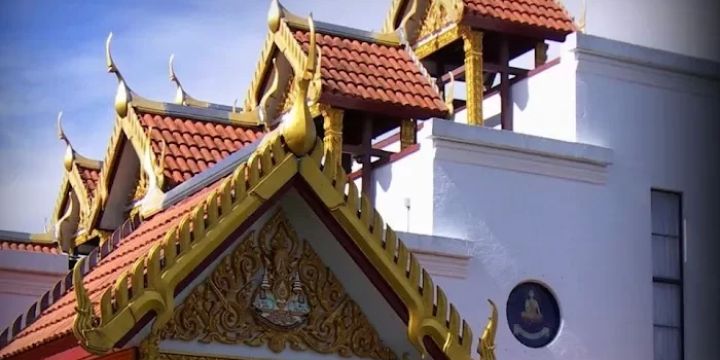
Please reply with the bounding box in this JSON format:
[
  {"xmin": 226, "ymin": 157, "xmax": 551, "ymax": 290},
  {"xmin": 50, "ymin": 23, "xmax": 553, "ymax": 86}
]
[{"xmin": 156, "ymin": 209, "xmax": 398, "ymax": 360}]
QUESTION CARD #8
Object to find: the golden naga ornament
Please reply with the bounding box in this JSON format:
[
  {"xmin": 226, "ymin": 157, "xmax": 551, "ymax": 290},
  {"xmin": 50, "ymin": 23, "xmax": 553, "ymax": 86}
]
[
  {"xmin": 159, "ymin": 210, "xmax": 397, "ymax": 360},
  {"xmin": 478, "ymin": 299, "xmax": 498, "ymax": 360}
]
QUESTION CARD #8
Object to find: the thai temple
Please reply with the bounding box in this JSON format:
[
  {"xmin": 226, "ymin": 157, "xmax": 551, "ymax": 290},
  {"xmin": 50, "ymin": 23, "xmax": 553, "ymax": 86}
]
[{"xmin": 0, "ymin": 0, "xmax": 718, "ymax": 359}]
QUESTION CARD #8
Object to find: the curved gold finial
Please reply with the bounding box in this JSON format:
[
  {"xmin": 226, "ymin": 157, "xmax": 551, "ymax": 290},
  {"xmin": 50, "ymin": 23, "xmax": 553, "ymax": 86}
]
[
  {"xmin": 57, "ymin": 111, "xmax": 69, "ymax": 146},
  {"xmin": 477, "ymin": 299, "xmax": 498, "ymax": 360},
  {"xmin": 168, "ymin": 54, "xmax": 185, "ymax": 105},
  {"xmin": 105, "ymin": 33, "xmax": 120, "ymax": 77},
  {"xmin": 268, "ymin": 0, "xmax": 281, "ymax": 32},
  {"xmin": 106, "ymin": 32, "xmax": 131, "ymax": 117},
  {"xmin": 57, "ymin": 112, "xmax": 75, "ymax": 171},
  {"xmin": 167, "ymin": 54, "xmax": 208, "ymax": 108},
  {"xmin": 281, "ymin": 14, "xmax": 317, "ymax": 156}
]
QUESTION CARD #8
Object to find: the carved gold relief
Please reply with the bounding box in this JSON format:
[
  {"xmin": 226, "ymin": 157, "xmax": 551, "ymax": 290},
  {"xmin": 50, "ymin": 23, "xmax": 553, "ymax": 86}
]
[
  {"xmin": 417, "ymin": 0, "xmax": 463, "ymax": 39},
  {"xmin": 159, "ymin": 210, "xmax": 397, "ymax": 360}
]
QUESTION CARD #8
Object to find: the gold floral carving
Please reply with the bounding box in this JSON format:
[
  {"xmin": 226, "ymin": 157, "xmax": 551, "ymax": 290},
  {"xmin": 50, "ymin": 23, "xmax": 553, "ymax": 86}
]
[
  {"xmin": 462, "ymin": 28, "xmax": 484, "ymax": 126},
  {"xmin": 413, "ymin": 24, "xmax": 461, "ymax": 59},
  {"xmin": 159, "ymin": 210, "xmax": 397, "ymax": 360},
  {"xmin": 321, "ymin": 105, "xmax": 344, "ymax": 176},
  {"xmin": 417, "ymin": 0, "xmax": 463, "ymax": 40}
]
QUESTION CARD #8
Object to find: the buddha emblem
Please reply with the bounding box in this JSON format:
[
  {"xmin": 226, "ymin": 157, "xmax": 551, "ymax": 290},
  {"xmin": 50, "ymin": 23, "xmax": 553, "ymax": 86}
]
[
  {"xmin": 507, "ymin": 282, "xmax": 560, "ymax": 348},
  {"xmin": 252, "ymin": 227, "xmax": 310, "ymax": 329},
  {"xmin": 520, "ymin": 290, "xmax": 543, "ymax": 323}
]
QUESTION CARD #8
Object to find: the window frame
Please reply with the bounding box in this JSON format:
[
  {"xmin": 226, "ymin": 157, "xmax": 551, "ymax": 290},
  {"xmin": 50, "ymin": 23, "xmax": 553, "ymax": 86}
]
[{"xmin": 651, "ymin": 189, "xmax": 684, "ymax": 360}]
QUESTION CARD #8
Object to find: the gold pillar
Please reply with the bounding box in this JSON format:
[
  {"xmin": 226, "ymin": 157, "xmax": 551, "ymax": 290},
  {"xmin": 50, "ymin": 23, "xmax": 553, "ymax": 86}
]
[
  {"xmin": 462, "ymin": 28, "xmax": 484, "ymax": 126},
  {"xmin": 321, "ymin": 106, "xmax": 344, "ymax": 174},
  {"xmin": 535, "ymin": 42, "xmax": 549, "ymax": 67},
  {"xmin": 400, "ymin": 119, "xmax": 416, "ymax": 150}
]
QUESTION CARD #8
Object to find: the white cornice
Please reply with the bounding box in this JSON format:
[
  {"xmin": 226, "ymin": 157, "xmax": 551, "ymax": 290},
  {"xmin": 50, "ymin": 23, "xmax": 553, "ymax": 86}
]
[{"xmin": 428, "ymin": 119, "xmax": 613, "ymax": 184}]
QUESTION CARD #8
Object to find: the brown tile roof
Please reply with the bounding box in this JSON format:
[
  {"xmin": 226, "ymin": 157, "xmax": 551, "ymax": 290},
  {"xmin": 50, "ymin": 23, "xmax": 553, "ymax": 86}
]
[
  {"xmin": 137, "ymin": 112, "xmax": 264, "ymax": 188},
  {"xmin": 292, "ymin": 30, "xmax": 448, "ymax": 119},
  {"xmin": 0, "ymin": 178, "xmax": 222, "ymax": 358},
  {"xmin": 0, "ymin": 241, "xmax": 59, "ymax": 255},
  {"xmin": 463, "ymin": 0, "xmax": 575, "ymax": 33},
  {"xmin": 76, "ymin": 164, "xmax": 100, "ymax": 201}
]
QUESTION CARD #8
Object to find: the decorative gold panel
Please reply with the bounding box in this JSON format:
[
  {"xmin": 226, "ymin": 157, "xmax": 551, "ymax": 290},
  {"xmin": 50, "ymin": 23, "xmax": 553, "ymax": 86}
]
[
  {"xmin": 417, "ymin": 0, "xmax": 463, "ymax": 39},
  {"xmin": 159, "ymin": 210, "xmax": 397, "ymax": 360}
]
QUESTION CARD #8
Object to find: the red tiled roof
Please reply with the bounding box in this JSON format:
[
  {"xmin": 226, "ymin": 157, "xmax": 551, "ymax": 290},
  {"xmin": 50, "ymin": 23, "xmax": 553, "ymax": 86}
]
[
  {"xmin": 0, "ymin": 241, "xmax": 59, "ymax": 255},
  {"xmin": 292, "ymin": 30, "xmax": 448, "ymax": 118},
  {"xmin": 76, "ymin": 165, "xmax": 100, "ymax": 200},
  {"xmin": 137, "ymin": 112, "xmax": 264, "ymax": 188},
  {"xmin": 463, "ymin": 0, "xmax": 575, "ymax": 33},
  {"xmin": 0, "ymin": 179, "xmax": 223, "ymax": 358}
]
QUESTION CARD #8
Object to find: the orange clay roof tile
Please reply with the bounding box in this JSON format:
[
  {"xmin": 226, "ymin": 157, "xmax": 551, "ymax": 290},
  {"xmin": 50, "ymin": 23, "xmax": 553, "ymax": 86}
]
[
  {"xmin": 292, "ymin": 30, "xmax": 447, "ymax": 118},
  {"xmin": 0, "ymin": 179, "xmax": 223, "ymax": 358},
  {"xmin": 76, "ymin": 164, "xmax": 100, "ymax": 201},
  {"xmin": 136, "ymin": 112, "xmax": 264, "ymax": 189},
  {"xmin": 0, "ymin": 241, "xmax": 60, "ymax": 255},
  {"xmin": 463, "ymin": 0, "xmax": 575, "ymax": 33}
]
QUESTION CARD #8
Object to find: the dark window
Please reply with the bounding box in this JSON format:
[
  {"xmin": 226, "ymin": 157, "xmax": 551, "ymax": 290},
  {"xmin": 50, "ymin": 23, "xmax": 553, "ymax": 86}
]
[{"xmin": 651, "ymin": 190, "xmax": 684, "ymax": 360}]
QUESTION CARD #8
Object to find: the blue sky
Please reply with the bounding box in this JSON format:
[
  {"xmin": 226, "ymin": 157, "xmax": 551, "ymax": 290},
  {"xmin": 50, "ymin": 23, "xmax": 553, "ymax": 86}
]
[
  {"xmin": 0, "ymin": 0, "xmax": 390, "ymax": 231},
  {"xmin": 0, "ymin": 0, "xmax": 716, "ymax": 232}
]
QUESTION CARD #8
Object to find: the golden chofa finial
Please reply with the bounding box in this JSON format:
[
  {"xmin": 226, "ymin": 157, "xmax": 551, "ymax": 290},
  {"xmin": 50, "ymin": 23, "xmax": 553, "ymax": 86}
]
[
  {"xmin": 281, "ymin": 14, "xmax": 317, "ymax": 156},
  {"xmin": 168, "ymin": 54, "xmax": 208, "ymax": 107},
  {"xmin": 168, "ymin": 54, "xmax": 183, "ymax": 105},
  {"xmin": 106, "ymin": 32, "xmax": 131, "ymax": 117},
  {"xmin": 268, "ymin": 0, "xmax": 282, "ymax": 32},
  {"xmin": 478, "ymin": 299, "xmax": 498, "ymax": 360},
  {"xmin": 57, "ymin": 111, "xmax": 75, "ymax": 172}
]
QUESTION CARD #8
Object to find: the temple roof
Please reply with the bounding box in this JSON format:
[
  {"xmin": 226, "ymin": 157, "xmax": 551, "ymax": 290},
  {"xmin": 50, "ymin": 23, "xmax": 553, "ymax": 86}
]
[
  {"xmin": 0, "ymin": 178, "xmax": 219, "ymax": 358},
  {"xmin": 0, "ymin": 231, "xmax": 58, "ymax": 255},
  {"xmin": 137, "ymin": 110, "xmax": 263, "ymax": 188},
  {"xmin": 384, "ymin": 0, "xmax": 575, "ymax": 43},
  {"xmin": 292, "ymin": 29, "xmax": 447, "ymax": 118},
  {"xmin": 245, "ymin": 1, "xmax": 448, "ymax": 120},
  {"xmin": 463, "ymin": 0, "xmax": 575, "ymax": 33}
]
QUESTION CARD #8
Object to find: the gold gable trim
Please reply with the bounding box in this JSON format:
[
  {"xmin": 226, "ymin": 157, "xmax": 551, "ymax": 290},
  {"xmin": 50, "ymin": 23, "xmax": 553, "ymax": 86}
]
[
  {"xmin": 72, "ymin": 136, "xmax": 484, "ymax": 358},
  {"xmin": 159, "ymin": 210, "xmax": 397, "ymax": 360}
]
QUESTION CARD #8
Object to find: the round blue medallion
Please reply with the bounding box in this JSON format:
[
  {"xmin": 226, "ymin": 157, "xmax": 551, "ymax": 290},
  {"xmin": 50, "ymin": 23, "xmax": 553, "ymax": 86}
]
[{"xmin": 506, "ymin": 282, "xmax": 560, "ymax": 348}]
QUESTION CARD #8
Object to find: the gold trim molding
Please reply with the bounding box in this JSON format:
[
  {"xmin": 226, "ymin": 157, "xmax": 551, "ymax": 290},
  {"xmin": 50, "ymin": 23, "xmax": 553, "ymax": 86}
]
[{"xmin": 159, "ymin": 210, "xmax": 397, "ymax": 360}]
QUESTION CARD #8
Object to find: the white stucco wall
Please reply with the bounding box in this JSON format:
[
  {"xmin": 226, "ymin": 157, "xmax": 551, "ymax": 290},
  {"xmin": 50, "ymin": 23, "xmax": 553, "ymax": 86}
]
[
  {"xmin": 371, "ymin": 33, "xmax": 720, "ymax": 360},
  {"xmin": 0, "ymin": 249, "xmax": 68, "ymax": 327}
]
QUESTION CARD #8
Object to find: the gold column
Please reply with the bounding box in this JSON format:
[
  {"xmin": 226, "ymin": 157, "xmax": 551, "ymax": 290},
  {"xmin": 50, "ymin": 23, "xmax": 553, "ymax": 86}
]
[
  {"xmin": 462, "ymin": 28, "xmax": 484, "ymax": 126},
  {"xmin": 535, "ymin": 42, "xmax": 549, "ymax": 67},
  {"xmin": 400, "ymin": 119, "xmax": 416, "ymax": 150},
  {"xmin": 321, "ymin": 106, "xmax": 344, "ymax": 174}
]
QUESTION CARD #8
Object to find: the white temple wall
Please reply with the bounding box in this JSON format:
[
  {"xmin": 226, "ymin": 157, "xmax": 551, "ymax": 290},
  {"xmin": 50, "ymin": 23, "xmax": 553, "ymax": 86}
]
[
  {"xmin": 573, "ymin": 33, "xmax": 720, "ymax": 360},
  {"xmin": 371, "ymin": 32, "xmax": 720, "ymax": 360}
]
